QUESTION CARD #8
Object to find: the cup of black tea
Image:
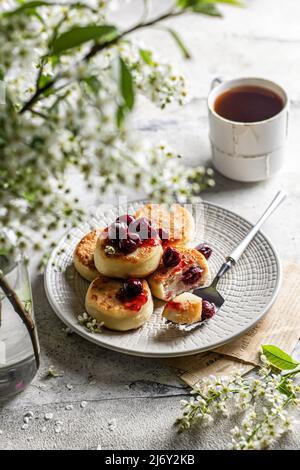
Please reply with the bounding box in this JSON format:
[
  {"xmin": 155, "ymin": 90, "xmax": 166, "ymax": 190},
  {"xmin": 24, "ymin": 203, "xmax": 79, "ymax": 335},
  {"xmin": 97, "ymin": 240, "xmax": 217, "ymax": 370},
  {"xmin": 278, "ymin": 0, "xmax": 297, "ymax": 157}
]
[{"xmin": 208, "ymin": 77, "xmax": 289, "ymax": 182}]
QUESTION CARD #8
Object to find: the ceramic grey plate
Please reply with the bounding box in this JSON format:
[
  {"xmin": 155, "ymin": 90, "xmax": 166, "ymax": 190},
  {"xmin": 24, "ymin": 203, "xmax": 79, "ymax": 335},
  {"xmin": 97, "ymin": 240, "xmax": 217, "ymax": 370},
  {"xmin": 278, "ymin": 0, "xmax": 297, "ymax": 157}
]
[{"xmin": 45, "ymin": 200, "xmax": 281, "ymax": 358}]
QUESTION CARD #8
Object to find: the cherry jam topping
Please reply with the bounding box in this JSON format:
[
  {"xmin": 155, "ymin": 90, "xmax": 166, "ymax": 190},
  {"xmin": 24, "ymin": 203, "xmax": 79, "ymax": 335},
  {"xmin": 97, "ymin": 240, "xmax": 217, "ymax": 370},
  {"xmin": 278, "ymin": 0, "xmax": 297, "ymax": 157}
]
[
  {"xmin": 117, "ymin": 279, "xmax": 148, "ymax": 312},
  {"xmin": 115, "ymin": 214, "xmax": 135, "ymax": 226},
  {"xmin": 195, "ymin": 243, "xmax": 213, "ymax": 260},
  {"xmin": 162, "ymin": 246, "xmax": 181, "ymax": 268},
  {"xmin": 167, "ymin": 300, "xmax": 181, "ymax": 311},
  {"xmin": 119, "ymin": 233, "xmax": 142, "ymax": 254},
  {"xmin": 122, "ymin": 292, "xmax": 148, "ymax": 312},
  {"xmin": 141, "ymin": 237, "xmax": 161, "ymax": 247},
  {"xmin": 106, "ymin": 215, "xmax": 160, "ymax": 254},
  {"xmin": 182, "ymin": 266, "xmax": 203, "ymax": 285},
  {"xmin": 202, "ymin": 300, "xmax": 216, "ymax": 320},
  {"xmin": 119, "ymin": 279, "xmax": 143, "ymax": 298}
]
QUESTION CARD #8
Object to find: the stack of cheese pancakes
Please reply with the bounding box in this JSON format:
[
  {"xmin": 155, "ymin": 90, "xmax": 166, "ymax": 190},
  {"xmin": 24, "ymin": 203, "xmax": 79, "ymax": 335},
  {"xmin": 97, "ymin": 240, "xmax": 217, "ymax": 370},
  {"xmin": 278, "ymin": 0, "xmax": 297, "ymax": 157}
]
[{"xmin": 74, "ymin": 204, "xmax": 215, "ymax": 331}]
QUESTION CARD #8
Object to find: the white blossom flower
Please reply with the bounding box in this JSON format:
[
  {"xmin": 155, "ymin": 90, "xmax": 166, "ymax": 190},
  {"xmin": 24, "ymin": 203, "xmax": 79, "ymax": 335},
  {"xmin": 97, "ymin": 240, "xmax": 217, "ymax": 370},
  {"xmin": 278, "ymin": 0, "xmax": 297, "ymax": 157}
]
[
  {"xmin": 177, "ymin": 350, "xmax": 300, "ymax": 449},
  {"xmin": 0, "ymin": 1, "xmax": 215, "ymax": 259}
]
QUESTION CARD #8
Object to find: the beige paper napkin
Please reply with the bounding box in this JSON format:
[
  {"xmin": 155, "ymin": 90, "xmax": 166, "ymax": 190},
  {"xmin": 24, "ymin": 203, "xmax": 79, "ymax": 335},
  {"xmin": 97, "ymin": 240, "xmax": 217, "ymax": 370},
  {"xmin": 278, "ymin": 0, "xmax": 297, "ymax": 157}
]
[{"xmin": 168, "ymin": 264, "xmax": 300, "ymax": 387}]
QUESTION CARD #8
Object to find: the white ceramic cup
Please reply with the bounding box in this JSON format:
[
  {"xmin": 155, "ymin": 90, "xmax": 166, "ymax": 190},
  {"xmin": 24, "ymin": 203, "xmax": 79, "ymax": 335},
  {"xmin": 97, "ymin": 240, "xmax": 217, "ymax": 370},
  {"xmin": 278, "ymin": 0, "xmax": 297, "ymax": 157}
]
[{"xmin": 208, "ymin": 77, "xmax": 289, "ymax": 182}]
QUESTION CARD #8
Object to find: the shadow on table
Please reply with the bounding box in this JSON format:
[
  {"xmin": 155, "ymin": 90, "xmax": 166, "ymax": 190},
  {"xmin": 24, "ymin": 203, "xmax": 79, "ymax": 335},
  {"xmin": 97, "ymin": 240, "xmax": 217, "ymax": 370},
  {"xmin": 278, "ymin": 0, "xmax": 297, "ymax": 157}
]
[{"xmin": 210, "ymin": 169, "xmax": 265, "ymax": 194}]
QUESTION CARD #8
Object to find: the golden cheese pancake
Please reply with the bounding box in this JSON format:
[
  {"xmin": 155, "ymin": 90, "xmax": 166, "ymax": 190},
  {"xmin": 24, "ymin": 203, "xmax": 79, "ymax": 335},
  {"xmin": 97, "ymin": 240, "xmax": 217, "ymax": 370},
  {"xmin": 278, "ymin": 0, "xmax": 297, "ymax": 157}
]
[
  {"xmin": 73, "ymin": 230, "xmax": 99, "ymax": 281},
  {"xmin": 94, "ymin": 229, "xmax": 163, "ymax": 279},
  {"xmin": 85, "ymin": 276, "xmax": 153, "ymax": 331},
  {"xmin": 163, "ymin": 292, "xmax": 202, "ymax": 324},
  {"xmin": 134, "ymin": 203, "xmax": 195, "ymax": 245},
  {"xmin": 148, "ymin": 246, "xmax": 209, "ymax": 301}
]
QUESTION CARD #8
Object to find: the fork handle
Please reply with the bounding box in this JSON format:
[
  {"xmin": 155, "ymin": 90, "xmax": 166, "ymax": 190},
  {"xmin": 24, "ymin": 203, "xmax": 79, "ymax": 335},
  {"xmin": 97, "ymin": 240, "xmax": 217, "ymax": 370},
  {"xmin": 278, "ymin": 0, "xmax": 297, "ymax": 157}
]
[
  {"xmin": 211, "ymin": 258, "xmax": 235, "ymax": 287},
  {"xmin": 212, "ymin": 190, "xmax": 286, "ymax": 286},
  {"xmin": 229, "ymin": 190, "xmax": 286, "ymax": 262}
]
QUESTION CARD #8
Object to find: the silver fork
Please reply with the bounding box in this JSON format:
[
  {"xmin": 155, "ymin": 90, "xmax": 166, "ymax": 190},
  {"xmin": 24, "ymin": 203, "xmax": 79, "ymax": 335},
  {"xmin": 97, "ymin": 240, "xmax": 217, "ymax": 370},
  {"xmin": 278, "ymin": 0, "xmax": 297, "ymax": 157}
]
[{"xmin": 169, "ymin": 190, "xmax": 287, "ymax": 332}]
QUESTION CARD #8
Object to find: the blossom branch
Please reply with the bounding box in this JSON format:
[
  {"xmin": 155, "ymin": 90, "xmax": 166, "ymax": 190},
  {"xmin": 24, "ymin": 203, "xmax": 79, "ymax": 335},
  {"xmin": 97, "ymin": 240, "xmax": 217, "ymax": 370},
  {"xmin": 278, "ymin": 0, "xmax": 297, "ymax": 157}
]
[
  {"xmin": 19, "ymin": 8, "xmax": 183, "ymax": 114},
  {"xmin": 177, "ymin": 349, "xmax": 300, "ymax": 450}
]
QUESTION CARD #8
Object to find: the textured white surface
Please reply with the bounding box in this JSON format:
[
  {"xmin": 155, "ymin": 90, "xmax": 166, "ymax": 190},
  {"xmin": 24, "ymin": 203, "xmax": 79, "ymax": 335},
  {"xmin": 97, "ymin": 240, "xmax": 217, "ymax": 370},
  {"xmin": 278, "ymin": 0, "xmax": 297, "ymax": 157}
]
[
  {"xmin": 45, "ymin": 200, "xmax": 281, "ymax": 357},
  {"xmin": 1, "ymin": 0, "xmax": 300, "ymax": 450}
]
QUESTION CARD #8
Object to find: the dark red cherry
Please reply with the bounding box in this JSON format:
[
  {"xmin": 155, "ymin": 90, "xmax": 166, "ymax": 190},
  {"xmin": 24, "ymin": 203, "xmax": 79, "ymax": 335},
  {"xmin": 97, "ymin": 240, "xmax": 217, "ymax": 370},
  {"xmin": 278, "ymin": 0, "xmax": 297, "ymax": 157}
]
[
  {"xmin": 115, "ymin": 214, "xmax": 135, "ymax": 226},
  {"xmin": 182, "ymin": 266, "xmax": 203, "ymax": 285},
  {"xmin": 119, "ymin": 233, "xmax": 141, "ymax": 253},
  {"xmin": 118, "ymin": 279, "xmax": 143, "ymax": 300},
  {"xmin": 195, "ymin": 243, "xmax": 212, "ymax": 260},
  {"xmin": 162, "ymin": 246, "xmax": 181, "ymax": 268},
  {"xmin": 109, "ymin": 237, "xmax": 119, "ymax": 248},
  {"xmin": 108, "ymin": 222, "xmax": 127, "ymax": 241},
  {"xmin": 158, "ymin": 227, "xmax": 169, "ymax": 243},
  {"xmin": 202, "ymin": 300, "xmax": 216, "ymax": 320}
]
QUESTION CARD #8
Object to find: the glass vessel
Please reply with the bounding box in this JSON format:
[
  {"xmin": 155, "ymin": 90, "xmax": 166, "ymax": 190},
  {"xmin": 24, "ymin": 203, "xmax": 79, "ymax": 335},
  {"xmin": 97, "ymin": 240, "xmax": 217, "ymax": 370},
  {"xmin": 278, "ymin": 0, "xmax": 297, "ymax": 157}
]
[{"xmin": 0, "ymin": 250, "xmax": 39, "ymax": 400}]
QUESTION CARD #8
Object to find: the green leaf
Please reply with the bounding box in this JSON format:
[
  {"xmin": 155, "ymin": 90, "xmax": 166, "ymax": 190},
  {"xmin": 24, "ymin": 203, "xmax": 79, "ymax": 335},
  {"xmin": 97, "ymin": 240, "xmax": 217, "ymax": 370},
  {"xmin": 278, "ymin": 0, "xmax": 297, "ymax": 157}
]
[
  {"xmin": 139, "ymin": 49, "xmax": 155, "ymax": 66},
  {"xmin": 36, "ymin": 74, "xmax": 54, "ymax": 96},
  {"xmin": 4, "ymin": 1, "xmax": 50, "ymax": 16},
  {"xmin": 177, "ymin": 0, "xmax": 242, "ymax": 7},
  {"xmin": 277, "ymin": 378, "xmax": 294, "ymax": 398},
  {"xmin": 203, "ymin": 0, "xmax": 242, "ymax": 4},
  {"xmin": 192, "ymin": 3, "xmax": 222, "ymax": 16},
  {"xmin": 38, "ymin": 74, "xmax": 53, "ymax": 89},
  {"xmin": 21, "ymin": 191, "xmax": 38, "ymax": 204},
  {"xmin": 49, "ymin": 55, "xmax": 60, "ymax": 69},
  {"xmin": 116, "ymin": 105, "xmax": 126, "ymax": 128},
  {"xmin": 3, "ymin": 0, "xmax": 96, "ymax": 16},
  {"xmin": 0, "ymin": 137, "xmax": 7, "ymax": 148},
  {"xmin": 262, "ymin": 345, "xmax": 300, "ymax": 371},
  {"xmin": 166, "ymin": 28, "xmax": 191, "ymax": 59},
  {"xmin": 51, "ymin": 25, "xmax": 118, "ymax": 56},
  {"xmin": 83, "ymin": 76, "xmax": 101, "ymax": 94},
  {"xmin": 176, "ymin": 0, "xmax": 190, "ymax": 6},
  {"xmin": 119, "ymin": 57, "xmax": 135, "ymax": 110}
]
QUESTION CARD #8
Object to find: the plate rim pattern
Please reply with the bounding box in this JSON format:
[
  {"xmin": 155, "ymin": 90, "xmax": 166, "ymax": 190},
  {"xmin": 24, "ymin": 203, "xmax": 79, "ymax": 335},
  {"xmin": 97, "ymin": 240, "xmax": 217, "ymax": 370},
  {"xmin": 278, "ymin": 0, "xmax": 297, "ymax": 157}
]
[{"xmin": 44, "ymin": 200, "xmax": 282, "ymax": 358}]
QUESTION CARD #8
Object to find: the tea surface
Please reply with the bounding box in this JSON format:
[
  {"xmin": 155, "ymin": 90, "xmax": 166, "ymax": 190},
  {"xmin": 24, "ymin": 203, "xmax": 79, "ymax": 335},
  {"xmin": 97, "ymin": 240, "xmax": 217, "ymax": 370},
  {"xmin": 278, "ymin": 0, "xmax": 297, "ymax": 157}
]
[{"xmin": 214, "ymin": 85, "xmax": 284, "ymax": 123}]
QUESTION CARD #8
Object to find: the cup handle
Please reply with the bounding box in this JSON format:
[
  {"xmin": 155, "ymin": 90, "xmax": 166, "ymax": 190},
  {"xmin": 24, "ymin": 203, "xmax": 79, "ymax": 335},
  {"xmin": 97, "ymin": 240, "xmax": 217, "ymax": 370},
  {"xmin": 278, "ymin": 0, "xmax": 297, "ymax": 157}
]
[{"xmin": 210, "ymin": 76, "xmax": 223, "ymax": 90}]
